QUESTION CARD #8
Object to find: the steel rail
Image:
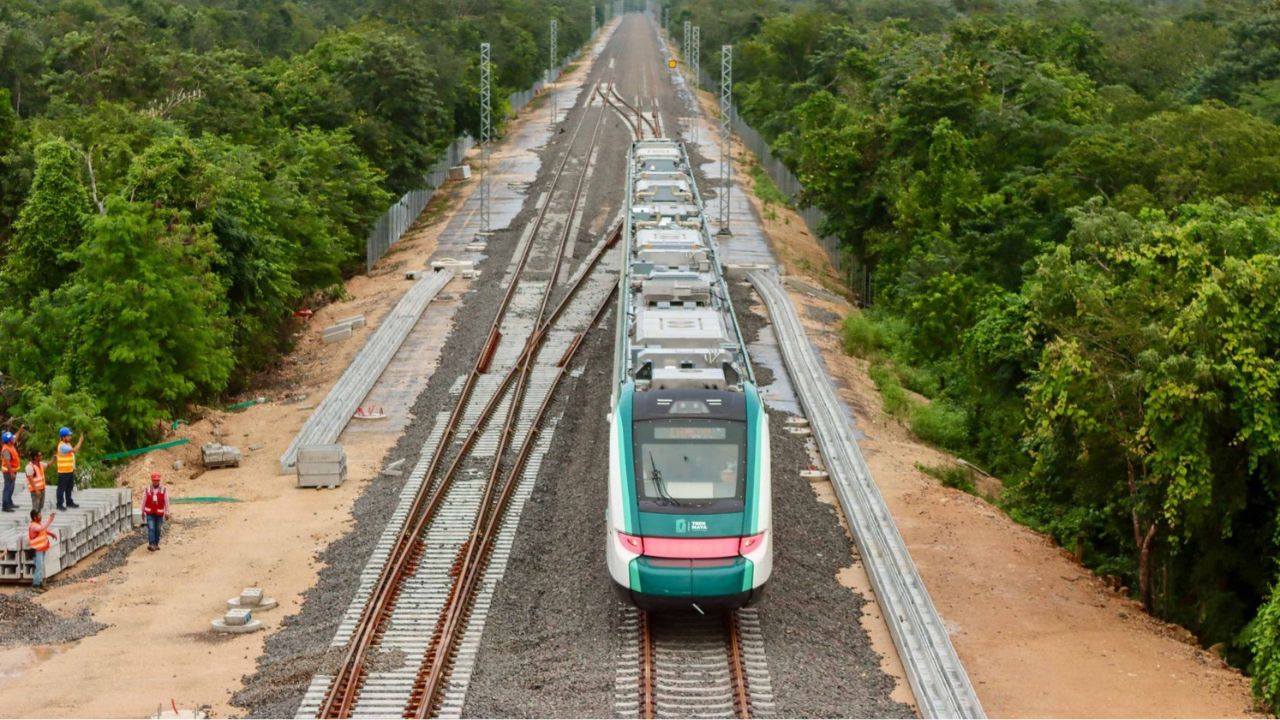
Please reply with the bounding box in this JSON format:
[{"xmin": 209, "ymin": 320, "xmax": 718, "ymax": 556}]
[
  {"xmin": 639, "ymin": 611, "xmax": 656, "ymax": 720},
  {"xmin": 404, "ymin": 99, "xmax": 612, "ymax": 718},
  {"xmin": 608, "ymin": 83, "xmax": 659, "ymax": 137},
  {"xmin": 407, "ymin": 282, "xmax": 618, "ymax": 717},
  {"xmin": 316, "ymin": 86, "xmax": 609, "ymax": 719},
  {"xmin": 598, "ymin": 84, "xmax": 642, "ymax": 140},
  {"xmin": 747, "ymin": 271, "xmax": 984, "ymax": 719},
  {"xmin": 726, "ymin": 612, "xmax": 751, "ymax": 719}
]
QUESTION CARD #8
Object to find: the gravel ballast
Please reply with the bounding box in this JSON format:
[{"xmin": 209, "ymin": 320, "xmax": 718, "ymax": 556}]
[{"xmin": 461, "ymin": 321, "xmax": 619, "ymax": 718}]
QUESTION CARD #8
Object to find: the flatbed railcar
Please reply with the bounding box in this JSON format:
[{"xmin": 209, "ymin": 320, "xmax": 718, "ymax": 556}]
[{"xmin": 606, "ymin": 139, "xmax": 772, "ymax": 611}]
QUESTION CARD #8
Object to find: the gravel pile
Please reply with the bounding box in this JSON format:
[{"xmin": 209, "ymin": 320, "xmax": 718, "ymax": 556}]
[
  {"xmin": 231, "ymin": 75, "xmax": 624, "ymax": 719},
  {"xmin": 0, "ymin": 592, "xmax": 105, "ymax": 647}
]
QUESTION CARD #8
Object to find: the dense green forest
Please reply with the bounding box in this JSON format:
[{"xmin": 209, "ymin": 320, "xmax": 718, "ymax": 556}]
[
  {"xmin": 666, "ymin": 0, "xmax": 1280, "ymax": 705},
  {"xmin": 0, "ymin": 0, "xmax": 601, "ymax": 454}
]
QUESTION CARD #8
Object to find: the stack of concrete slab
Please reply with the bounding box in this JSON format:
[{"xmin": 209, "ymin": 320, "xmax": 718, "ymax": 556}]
[
  {"xmin": 321, "ymin": 313, "xmax": 368, "ymax": 345},
  {"xmin": 296, "ymin": 444, "xmax": 347, "ymax": 489},
  {"xmin": 0, "ymin": 486, "xmax": 132, "ymax": 583},
  {"xmin": 280, "ymin": 270, "xmax": 453, "ymax": 473},
  {"xmin": 201, "ymin": 442, "xmax": 242, "ymax": 469}
]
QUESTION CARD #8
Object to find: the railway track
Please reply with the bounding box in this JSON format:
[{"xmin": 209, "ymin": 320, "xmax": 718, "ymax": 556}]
[
  {"xmin": 299, "ymin": 80, "xmax": 622, "ymax": 719},
  {"xmin": 598, "ymin": 82, "xmax": 659, "ymax": 139},
  {"xmin": 615, "ymin": 608, "xmax": 775, "ymax": 719}
]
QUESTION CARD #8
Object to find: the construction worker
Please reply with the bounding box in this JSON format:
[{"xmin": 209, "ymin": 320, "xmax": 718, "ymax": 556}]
[
  {"xmin": 1, "ymin": 427, "xmax": 23, "ymax": 512},
  {"xmin": 55, "ymin": 427, "xmax": 82, "ymax": 511},
  {"xmin": 25, "ymin": 451, "xmax": 47, "ymax": 515},
  {"xmin": 28, "ymin": 509, "xmax": 57, "ymax": 591},
  {"xmin": 141, "ymin": 472, "xmax": 170, "ymax": 551}
]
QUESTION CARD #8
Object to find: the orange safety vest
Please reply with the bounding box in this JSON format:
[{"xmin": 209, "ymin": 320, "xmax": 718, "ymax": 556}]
[
  {"xmin": 27, "ymin": 463, "xmax": 45, "ymax": 492},
  {"xmin": 56, "ymin": 443, "xmax": 74, "ymax": 473},
  {"xmin": 2, "ymin": 442, "xmax": 19, "ymax": 474},
  {"xmin": 28, "ymin": 520, "xmax": 49, "ymax": 553}
]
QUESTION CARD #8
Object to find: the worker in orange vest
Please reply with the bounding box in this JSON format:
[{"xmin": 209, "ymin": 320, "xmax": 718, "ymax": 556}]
[
  {"xmin": 55, "ymin": 427, "xmax": 82, "ymax": 511},
  {"xmin": 1, "ymin": 426, "xmax": 25, "ymax": 513},
  {"xmin": 28, "ymin": 509, "xmax": 57, "ymax": 591},
  {"xmin": 25, "ymin": 451, "xmax": 48, "ymax": 515}
]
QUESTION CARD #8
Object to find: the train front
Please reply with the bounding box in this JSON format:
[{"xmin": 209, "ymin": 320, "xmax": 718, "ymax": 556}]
[{"xmin": 607, "ymin": 383, "xmax": 772, "ymax": 610}]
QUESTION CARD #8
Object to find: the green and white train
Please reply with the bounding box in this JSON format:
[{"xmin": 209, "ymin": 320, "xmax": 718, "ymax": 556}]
[{"xmin": 606, "ymin": 139, "xmax": 772, "ymax": 611}]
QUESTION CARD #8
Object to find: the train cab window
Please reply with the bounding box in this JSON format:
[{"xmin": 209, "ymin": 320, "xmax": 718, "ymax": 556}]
[{"xmin": 633, "ymin": 419, "xmax": 747, "ymax": 513}]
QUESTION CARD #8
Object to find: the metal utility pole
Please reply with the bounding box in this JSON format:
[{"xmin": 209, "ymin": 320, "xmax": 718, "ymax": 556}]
[
  {"xmin": 663, "ymin": 6, "xmax": 669, "ymax": 36},
  {"xmin": 683, "ymin": 20, "xmax": 691, "ymax": 65},
  {"xmin": 479, "ymin": 42, "xmax": 492, "ymax": 236},
  {"xmin": 691, "ymin": 25, "xmax": 701, "ymax": 89},
  {"xmin": 718, "ymin": 44, "xmax": 733, "ymax": 235},
  {"xmin": 549, "ymin": 18, "xmax": 558, "ymax": 130}
]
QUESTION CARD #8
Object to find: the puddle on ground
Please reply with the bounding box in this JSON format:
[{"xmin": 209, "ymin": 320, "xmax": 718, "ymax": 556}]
[{"xmin": 0, "ymin": 644, "xmax": 73, "ymax": 682}]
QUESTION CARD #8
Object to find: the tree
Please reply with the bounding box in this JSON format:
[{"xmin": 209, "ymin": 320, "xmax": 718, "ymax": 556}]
[
  {"xmin": 1, "ymin": 139, "xmax": 90, "ymax": 302},
  {"xmin": 15, "ymin": 375, "xmax": 109, "ymax": 464},
  {"xmin": 1023, "ymin": 202, "xmax": 1280, "ymax": 613},
  {"xmin": 51, "ymin": 198, "xmax": 233, "ymax": 444}
]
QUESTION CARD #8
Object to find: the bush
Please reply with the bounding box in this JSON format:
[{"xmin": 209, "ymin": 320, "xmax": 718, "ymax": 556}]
[
  {"xmin": 909, "ymin": 400, "xmax": 967, "ymax": 450},
  {"xmin": 1251, "ymin": 577, "xmax": 1280, "ymax": 712},
  {"xmin": 842, "ymin": 313, "xmax": 886, "ymax": 357},
  {"xmin": 868, "ymin": 362, "xmax": 911, "ymax": 417},
  {"xmin": 915, "ymin": 462, "xmax": 976, "ymax": 494},
  {"xmin": 896, "ymin": 362, "xmax": 941, "ymax": 398}
]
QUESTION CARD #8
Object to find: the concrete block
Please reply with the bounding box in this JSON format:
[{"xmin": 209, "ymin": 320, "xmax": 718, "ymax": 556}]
[
  {"xmin": 201, "ymin": 442, "xmax": 242, "ymax": 469},
  {"xmin": 448, "ymin": 164, "xmax": 472, "ymax": 181},
  {"xmin": 430, "ymin": 258, "xmax": 475, "ymax": 273},
  {"xmin": 336, "ymin": 314, "xmax": 366, "ymax": 330},
  {"xmin": 405, "ymin": 270, "xmax": 424, "ymax": 280},
  {"xmin": 297, "ymin": 445, "xmax": 344, "ymax": 463},
  {"xmin": 295, "ymin": 460, "xmax": 346, "ymax": 476},
  {"xmin": 723, "ymin": 263, "xmax": 779, "ymax": 281},
  {"xmin": 296, "ymin": 471, "xmax": 346, "ymax": 489},
  {"xmin": 211, "ymin": 617, "xmax": 262, "ymax": 634},
  {"xmin": 228, "ymin": 587, "xmax": 278, "ymax": 610},
  {"xmin": 224, "ymin": 608, "xmax": 252, "ymax": 626},
  {"xmin": 321, "ymin": 325, "xmax": 352, "ymax": 344}
]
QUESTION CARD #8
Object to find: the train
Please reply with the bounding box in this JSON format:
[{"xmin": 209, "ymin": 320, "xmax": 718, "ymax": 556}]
[{"xmin": 606, "ymin": 138, "xmax": 772, "ymax": 611}]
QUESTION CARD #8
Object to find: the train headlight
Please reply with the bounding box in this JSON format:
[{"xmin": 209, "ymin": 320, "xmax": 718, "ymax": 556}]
[
  {"xmin": 617, "ymin": 531, "xmax": 645, "ymax": 554},
  {"xmin": 738, "ymin": 532, "xmax": 766, "ymax": 555}
]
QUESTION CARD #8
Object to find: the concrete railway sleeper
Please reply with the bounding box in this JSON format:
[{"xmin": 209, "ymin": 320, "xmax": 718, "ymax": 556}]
[
  {"xmin": 315, "ymin": 89, "xmax": 614, "ymax": 719},
  {"xmin": 617, "ymin": 607, "xmax": 775, "ymax": 719}
]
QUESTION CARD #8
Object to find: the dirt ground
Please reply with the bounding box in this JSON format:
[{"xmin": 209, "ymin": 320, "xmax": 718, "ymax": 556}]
[
  {"xmin": 0, "ymin": 140, "xmax": 492, "ymax": 718},
  {"xmin": 731, "ymin": 135, "xmax": 1261, "ymax": 717}
]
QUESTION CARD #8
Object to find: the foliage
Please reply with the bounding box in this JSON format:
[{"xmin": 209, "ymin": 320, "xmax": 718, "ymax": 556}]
[
  {"xmin": 1, "ymin": 139, "xmax": 90, "ymax": 301},
  {"xmin": 0, "ymin": 0, "xmax": 599, "ymax": 449},
  {"xmin": 1253, "ymin": 576, "xmax": 1280, "ymax": 710},
  {"xmin": 909, "ymin": 400, "xmax": 967, "ymax": 451},
  {"xmin": 699, "ymin": 0, "xmax": 1280, "ymax": 699},
  {"xmin": 840, "ymin": 312, "xmax": 885, "ymax": 358},
  {"xmin": 915, "ymin": 461, "xmax": 976, "ymax": 494},
  {"xmin": 15, "ymin": 375, "xmax": 110, "ymax": 464}
]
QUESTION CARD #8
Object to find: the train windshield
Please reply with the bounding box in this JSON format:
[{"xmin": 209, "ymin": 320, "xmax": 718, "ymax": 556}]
[{"xmin": 633, "ymin": 419, "xmax": 747, "ymax": 512}]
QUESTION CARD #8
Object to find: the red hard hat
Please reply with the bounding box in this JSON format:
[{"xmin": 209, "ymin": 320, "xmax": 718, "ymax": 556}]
[{"xmin": 150, "ymin": 473, "xmax": 161, "ymax": 482}]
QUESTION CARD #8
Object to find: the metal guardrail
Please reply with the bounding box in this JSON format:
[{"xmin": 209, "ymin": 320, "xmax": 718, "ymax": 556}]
[
  {"xmin": 279, "ymin": 270, "xmax": 454, "ymax": 473},
  {"xmin": 747, "ymin": 270, "xmax": 984, "ymax": 719}
]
